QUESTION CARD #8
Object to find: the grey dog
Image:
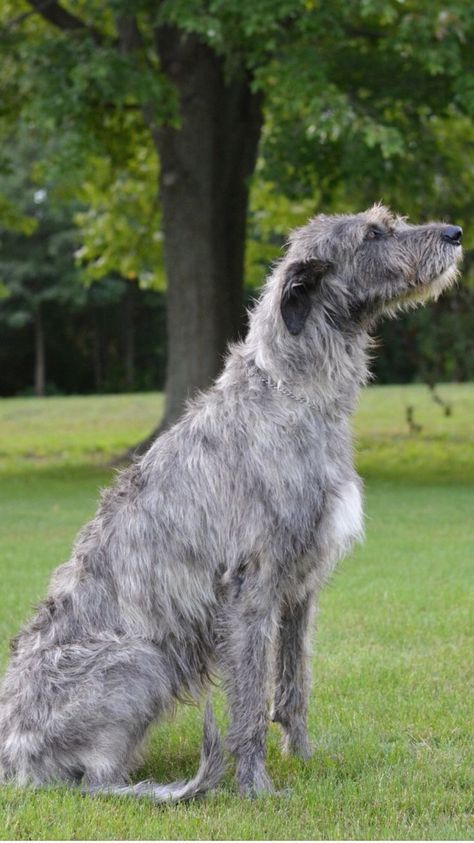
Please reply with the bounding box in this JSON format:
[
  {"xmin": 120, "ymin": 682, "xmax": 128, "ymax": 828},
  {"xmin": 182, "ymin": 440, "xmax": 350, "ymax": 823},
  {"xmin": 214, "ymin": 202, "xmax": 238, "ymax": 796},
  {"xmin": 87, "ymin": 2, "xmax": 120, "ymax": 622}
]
[{"xmin": 0, "ymin": 205, "xmax": 462, "ymax": 801}]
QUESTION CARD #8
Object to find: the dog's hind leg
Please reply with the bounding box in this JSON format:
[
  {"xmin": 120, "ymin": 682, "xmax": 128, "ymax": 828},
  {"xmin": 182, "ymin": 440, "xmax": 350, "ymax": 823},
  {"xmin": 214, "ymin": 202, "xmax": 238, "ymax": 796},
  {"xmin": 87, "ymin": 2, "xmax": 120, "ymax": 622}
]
[
  {"xmin": 0, "ymin": 636, "xmax": 225, "ymax": 803},
  {"xmin": 272, "ymin": 591, "xmax": 315, "ymax": 760},
  {"xmin": 0, "ymin": 637, "xmax": 172, "ymax": 788},
  {"xmin": 84, "ymin": 701, "xmax": 225, "ymax": 803}
]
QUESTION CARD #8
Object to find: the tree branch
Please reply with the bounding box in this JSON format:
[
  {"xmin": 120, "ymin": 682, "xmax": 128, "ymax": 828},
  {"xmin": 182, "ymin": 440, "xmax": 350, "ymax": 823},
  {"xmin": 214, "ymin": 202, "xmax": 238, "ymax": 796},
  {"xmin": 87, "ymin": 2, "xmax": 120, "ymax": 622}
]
[
  {"xmin": 27, "ymin": 0, "xmax": 107, "ymax": 44},
  {"xmin": 116, "ymin": 14, "xmax": 164, "ymax": 141},
  {"xmin": 346, "ymin": 26, "xmax": 386, "ymax": 41},
  {"xmin": 116, "ymin": 14, "xmax": 143, "ymax": 54}
]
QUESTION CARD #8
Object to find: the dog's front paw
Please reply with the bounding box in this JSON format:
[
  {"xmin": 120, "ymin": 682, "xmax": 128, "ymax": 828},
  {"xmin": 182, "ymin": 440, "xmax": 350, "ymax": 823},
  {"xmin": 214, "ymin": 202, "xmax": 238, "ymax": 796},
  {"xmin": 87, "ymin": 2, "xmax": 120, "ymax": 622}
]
[
  {"xmin": 273, "ymin": 715, "xmax": 313, "ymax": 760},
  {"xmin": 281, "ymin": 730, "xmax": 314, "ymax": 761}
]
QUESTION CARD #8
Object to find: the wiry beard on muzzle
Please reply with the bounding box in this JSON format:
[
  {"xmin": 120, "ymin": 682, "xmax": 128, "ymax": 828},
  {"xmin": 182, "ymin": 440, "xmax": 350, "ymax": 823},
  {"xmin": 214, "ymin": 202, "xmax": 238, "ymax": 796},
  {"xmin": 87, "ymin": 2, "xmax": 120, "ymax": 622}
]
[
  {"xmin": 401, "ymin": 262, "xmax": 461, "ymax": 306},
  {"xmin": 351, "ymin": 252, "xmax": 462, "ymax": 327},
  {"xmin": 396, "ymin": 246, "xmax": 462, "ymax": 309}
]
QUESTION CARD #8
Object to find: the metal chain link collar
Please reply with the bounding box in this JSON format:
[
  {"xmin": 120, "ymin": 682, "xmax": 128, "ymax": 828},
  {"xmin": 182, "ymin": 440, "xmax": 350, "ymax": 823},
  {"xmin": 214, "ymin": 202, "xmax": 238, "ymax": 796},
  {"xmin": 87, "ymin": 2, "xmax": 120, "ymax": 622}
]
[{"xmin": 246, "ymin": 361, "xmax": 320, "ymax": 410}]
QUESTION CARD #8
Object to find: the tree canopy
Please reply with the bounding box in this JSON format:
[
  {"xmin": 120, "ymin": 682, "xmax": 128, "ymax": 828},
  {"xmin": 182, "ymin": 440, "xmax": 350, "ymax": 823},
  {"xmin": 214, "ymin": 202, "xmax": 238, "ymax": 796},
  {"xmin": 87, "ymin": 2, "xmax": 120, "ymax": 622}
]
[
  {"xmin": 0, "ymin": 0, "xmax": 473, "ymax": 417},
  {"xmin": 2, "ymin": 1, "xmax": 473, "ymax": 256}
]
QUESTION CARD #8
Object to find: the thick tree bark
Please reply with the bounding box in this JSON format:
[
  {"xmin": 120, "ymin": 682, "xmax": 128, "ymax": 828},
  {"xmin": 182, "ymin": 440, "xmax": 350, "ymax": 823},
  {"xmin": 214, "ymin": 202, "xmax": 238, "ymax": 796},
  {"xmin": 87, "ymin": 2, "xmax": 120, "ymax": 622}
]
[
  {"xmin": 91, "ymin": 309, "xmax": 103, "ymax": 393},
  {"xmin": 25, "ymin": 4, "xmax": 263, "ymax": 458},
  {"xmin": 128, "ymin": 28, "xmax": 263, "ymax": 455},
  {"xmin": 123, "ymin": 279, "xmax": 136, "ymax": 391},
  {"xmin": 34, "ymin": 302, "xmax": 46, "ymax": 397}
]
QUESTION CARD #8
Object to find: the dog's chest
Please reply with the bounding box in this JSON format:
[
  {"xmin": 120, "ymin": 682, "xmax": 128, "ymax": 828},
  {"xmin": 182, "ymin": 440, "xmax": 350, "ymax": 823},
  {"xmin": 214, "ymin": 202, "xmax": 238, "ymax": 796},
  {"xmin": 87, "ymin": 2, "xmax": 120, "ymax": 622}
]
[
  {"xmin": 325, "ymin": 479, "xmax": 364, "ymax": 557},
  {"xmin": 289, "ymin": 477, "xmax": 364, "ymax": 599}
]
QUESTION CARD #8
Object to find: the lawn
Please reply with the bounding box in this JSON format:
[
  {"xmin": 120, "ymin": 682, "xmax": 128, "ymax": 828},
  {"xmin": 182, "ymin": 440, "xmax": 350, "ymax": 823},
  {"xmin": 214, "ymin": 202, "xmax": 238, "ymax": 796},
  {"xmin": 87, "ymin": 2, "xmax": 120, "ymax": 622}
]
[{"xmin": 0, "ymin": 385, "xmax": 472, "ymax": 840}]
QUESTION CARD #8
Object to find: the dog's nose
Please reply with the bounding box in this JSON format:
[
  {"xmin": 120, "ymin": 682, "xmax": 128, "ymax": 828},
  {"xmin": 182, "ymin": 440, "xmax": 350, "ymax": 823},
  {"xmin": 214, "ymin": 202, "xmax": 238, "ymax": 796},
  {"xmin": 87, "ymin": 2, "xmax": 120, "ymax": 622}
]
[{"xmin": 442, "ymin": 225, "xmax": 463, "ymax": 245}]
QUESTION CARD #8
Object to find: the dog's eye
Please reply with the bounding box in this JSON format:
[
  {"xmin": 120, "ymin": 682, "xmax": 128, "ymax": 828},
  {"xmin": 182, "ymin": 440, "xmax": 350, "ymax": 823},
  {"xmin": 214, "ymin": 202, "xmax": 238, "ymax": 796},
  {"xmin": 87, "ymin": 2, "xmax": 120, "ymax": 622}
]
[{"xmin": 366, "ymin": 226, "xmax": 385, "ymax": 240}]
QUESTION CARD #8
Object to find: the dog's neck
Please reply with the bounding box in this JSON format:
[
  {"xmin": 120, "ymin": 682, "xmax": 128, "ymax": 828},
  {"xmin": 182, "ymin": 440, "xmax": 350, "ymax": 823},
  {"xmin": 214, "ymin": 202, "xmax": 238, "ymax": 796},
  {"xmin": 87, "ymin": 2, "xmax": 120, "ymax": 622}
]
[
  {"xmin": 245, "ymin": 360, "xmax": 323, "ymax": 411},
  {"xmin": 234, "ymin": 282, "xmax": 372, "ymax": 416}
]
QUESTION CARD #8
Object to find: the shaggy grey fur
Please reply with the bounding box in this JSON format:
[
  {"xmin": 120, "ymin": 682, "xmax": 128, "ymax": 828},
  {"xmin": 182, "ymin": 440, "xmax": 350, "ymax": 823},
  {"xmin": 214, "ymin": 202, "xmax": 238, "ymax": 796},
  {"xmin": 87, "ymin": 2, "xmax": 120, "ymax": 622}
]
[{"xmin": 0, "ymin": 206, "xmax": 462, "ymax": 800}]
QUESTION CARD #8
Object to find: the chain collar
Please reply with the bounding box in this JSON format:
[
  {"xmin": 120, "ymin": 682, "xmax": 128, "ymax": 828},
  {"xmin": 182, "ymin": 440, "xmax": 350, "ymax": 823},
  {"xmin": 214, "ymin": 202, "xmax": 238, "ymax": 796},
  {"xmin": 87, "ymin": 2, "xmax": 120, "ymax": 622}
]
[{"xmin": 246, "ymin": 361, "xmax": 319, "ymax": 410}]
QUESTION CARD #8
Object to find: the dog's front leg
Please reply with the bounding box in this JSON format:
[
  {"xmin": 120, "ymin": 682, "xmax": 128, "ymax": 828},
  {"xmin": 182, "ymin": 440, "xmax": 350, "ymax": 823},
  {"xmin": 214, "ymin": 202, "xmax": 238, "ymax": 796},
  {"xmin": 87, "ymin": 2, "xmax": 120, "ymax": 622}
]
[
  {"xmin": 272, "ymin": 591, "xmax": 315, "ymax": 760},
  {"xmin": 222, "ymin": 571, "xmax": 277, "ymax": 796}
]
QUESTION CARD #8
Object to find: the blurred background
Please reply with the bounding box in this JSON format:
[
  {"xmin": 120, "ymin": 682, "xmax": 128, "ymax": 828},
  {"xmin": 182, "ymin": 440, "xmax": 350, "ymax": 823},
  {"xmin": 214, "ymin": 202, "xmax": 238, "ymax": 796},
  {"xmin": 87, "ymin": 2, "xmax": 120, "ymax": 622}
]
[{"xmin": 0, "ymin": 0, "xmax": 473, "ymax": 449}]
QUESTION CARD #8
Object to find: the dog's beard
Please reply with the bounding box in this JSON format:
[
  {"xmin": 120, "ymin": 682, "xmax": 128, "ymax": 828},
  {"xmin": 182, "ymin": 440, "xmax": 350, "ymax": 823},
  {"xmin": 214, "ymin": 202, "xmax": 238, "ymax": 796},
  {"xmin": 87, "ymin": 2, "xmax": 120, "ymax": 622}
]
[
  {"xmin": 385, "ymin": 256, "xmax": 462, "ymax": 315},
  {"xmin": 405, "ymin": 260, "xmax": 461, "ymax": 304}
]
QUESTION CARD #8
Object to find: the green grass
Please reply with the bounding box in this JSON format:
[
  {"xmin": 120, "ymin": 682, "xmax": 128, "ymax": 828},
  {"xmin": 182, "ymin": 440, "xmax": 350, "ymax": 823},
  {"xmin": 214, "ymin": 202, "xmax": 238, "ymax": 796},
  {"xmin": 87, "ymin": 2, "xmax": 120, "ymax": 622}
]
[{"xmin": 0, "ymin": 385, "xmax": 473, "ymax": 840}]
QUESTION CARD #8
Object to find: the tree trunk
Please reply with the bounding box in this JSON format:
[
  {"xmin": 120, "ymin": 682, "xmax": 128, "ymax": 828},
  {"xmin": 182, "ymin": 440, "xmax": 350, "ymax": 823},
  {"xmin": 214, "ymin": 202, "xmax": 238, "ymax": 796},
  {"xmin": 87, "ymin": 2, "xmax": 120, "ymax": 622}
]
[
  {"xmin": 123, "ymin": 279, "xmax": 136, "ymax": 391},
  {"xmin": 34, "ymin": 302, "xmax": 46, "ymax": 397},
  {"xmin": 91, "ymin": 309, "xmax": 103, "ymax": 393},
  {"xmin": 129, "ymin": 28, "xmax": 263, "ymax": 456}
]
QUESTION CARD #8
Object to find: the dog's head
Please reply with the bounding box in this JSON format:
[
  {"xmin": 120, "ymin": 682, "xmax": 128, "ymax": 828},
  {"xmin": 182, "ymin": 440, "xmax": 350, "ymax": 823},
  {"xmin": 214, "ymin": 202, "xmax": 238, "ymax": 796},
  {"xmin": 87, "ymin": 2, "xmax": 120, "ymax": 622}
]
[{"xmin": 280, "ymin": 205, "xmax": 463, "ymax": 335}]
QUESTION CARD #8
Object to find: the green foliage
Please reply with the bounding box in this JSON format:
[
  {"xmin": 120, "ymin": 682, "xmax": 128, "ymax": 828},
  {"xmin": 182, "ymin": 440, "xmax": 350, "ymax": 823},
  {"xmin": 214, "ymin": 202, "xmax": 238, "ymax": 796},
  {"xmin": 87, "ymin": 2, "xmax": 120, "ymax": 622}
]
[
  {"xmin": 0, "ymin": 195, "xmax": 37, "ymax": 236},
  {"xmin": 0, "ymin": 133, "xmax": 85, "ymax": 331},
  {"xmin": 75, "ymin": 144, "xmax": 165, "ymax": 289},
  {"xmin": 246, "ymin": 178, "xmax": 317, "ymax": 284},
  {"xmin": 3, "ymin": 1, "xmax": 473, "ymax": 229},
  {"xmin": 256, "ymin": 1, "xmax": 474, "ymax": 228},
  {"xmin": 0, "ymin": 0, "xmax": 473, "ymax": 387},
  {"xmin": 0, "ymin": 2, "xmax": 175, "ymax": 163},
  {"xmin": 154, "ymin": 0, "xmax": 303, "ymax": 64}
]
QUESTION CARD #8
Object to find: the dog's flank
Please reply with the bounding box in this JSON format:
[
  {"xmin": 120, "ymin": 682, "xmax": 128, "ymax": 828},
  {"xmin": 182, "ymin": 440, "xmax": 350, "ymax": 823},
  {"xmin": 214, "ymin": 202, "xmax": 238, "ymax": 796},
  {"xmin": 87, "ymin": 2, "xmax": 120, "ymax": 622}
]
[{"xmin": 0, "ymin": 205, "xmax": 462, "ymax": 800}]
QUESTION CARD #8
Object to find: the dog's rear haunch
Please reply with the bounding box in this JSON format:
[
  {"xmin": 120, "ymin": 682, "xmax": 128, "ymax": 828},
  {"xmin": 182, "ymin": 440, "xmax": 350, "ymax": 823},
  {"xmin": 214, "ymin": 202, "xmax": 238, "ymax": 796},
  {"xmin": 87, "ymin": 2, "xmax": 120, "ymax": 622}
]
[{"xmin": 0, "ymin": 206, "xmax": 462, "ymax": 800}]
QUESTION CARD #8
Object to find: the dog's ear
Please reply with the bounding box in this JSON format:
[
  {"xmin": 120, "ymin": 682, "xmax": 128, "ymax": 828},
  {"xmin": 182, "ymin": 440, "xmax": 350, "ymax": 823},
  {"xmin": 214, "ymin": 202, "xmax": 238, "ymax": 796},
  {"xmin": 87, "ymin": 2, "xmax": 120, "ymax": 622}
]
[{"xmin": 280, "ymin": 259, "xmax": 331, "ymax": 335}]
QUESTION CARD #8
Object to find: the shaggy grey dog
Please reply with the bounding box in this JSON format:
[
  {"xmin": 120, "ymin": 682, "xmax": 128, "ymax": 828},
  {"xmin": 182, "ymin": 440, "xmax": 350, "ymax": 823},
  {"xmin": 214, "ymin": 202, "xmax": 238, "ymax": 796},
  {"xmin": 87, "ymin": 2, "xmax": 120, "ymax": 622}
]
[{"xmin": 0, "ymin": 205, "xmax": 462, "ymax": 801}]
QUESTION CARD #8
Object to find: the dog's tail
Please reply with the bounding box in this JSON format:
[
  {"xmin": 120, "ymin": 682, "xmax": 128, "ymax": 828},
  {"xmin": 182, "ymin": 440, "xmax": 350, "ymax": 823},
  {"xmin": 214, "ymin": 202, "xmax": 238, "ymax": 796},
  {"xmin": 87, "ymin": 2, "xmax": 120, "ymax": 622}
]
[{"xmin": 84, "ymin": 701, "xmax": 225, "ymax": 804}]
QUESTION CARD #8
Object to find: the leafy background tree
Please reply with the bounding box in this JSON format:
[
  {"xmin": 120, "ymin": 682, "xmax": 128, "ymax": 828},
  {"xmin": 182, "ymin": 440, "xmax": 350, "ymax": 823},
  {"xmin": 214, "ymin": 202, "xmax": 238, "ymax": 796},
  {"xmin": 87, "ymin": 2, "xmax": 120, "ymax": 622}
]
[
  {"xmin": 0, "ymin": 0, "xmax": 473, "ymax": 444},
  {"xmin": 0, "ymin": 132, "xmax": 167, "ymax": 397},
  {"xmin": 0, "ymin": 134, "xmax": 83, "ymax": 396}
]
